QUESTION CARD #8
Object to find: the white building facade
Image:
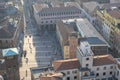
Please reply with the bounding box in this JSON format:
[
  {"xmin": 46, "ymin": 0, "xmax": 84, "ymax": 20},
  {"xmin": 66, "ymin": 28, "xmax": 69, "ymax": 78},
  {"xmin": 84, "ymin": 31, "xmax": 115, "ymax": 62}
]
[
  {"xmin": 33, "ymin": 3, "xmax": 82, "ymax": 30},
  {"xmin": 102, "ymin": 23, "xmax": 111, "ymax": 42},
  {"xmin": 76, "ymin": 41, "xmax": 118, "ymax": 80}
]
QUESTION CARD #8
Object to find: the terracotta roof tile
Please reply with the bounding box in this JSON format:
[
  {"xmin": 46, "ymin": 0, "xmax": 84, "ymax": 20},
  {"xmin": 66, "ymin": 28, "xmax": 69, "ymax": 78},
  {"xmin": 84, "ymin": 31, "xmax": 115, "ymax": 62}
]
[
  {"xmin": 108, "ymin": 9, "xmax": 120, "ymax": 19},
  {"xmin": 53, "ymin": 58, "xmax": 80, "ymax": 71},
  {"xmin": 93, "ymin": 54, "xmax": 117, "ymax": 66}
]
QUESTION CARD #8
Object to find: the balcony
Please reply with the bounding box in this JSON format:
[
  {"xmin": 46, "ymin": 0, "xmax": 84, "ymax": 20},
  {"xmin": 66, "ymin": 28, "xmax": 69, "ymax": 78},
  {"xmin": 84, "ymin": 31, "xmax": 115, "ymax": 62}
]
[{"xmin": 82, "ymin": 72, "xmax": 96, "ymax": 79}]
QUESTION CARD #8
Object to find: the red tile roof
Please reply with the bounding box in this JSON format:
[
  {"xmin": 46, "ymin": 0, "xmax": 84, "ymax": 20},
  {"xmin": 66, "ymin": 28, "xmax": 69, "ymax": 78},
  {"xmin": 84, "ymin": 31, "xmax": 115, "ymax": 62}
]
[
  {"xmin": 93, "ymin": 54, "xmax": 117, "ymax": 66},
  {"xmin": 53, "ymin": 58, "xmax": 80, "ymax": 71},
  {"xmin": 108, "ymin": 9, "xmax": 120, "ymax": 19}
]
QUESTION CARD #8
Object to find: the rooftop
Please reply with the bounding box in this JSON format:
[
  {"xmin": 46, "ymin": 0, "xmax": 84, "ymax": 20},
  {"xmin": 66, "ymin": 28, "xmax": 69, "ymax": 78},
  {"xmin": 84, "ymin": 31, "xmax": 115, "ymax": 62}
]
[
  {"xmin": 64, "ymin": 2, "xmax": 80, "ymax": 8},
  {"xmin": 80, "ymin": 0, "xmax": 110, "ymax": 3},
  {"xmin": 56, "ymin": 20, "xmax": 76, "ymax": 45},
  {"xmin": 31, "ymin": 67, "xmax": 54, "ymax": 80},
  {"xmin": 51, "ymin": 2, "xmax": 64, "ymax": 7},
  {"xmin": 101, "ymin": 3, "xmax": 120, "ymax": 9},
  {"xmin": 107, "ymin": 9, "xmax": 120, "ymax": 19},
  {"xmin": 2, "ymin": 48, "xmax": 19, "ymax": 57},
  {"xmin": 76, "ymin": 18, "xmax": 108, "ymax": 46},
  {"xmin": 33, "ymin": 3, "xmax": 49, "ymax": 13},
  {"xmin": 33, "ymin": 3, "xmax": 80, "ymax": 13},
  {"xmin": 86, "ymin": 37, "xmax": 107, "ymax": 45},
  {"xmin": 83, "ymin": 1, "xmax": 99, "ymax": 13},
  {"xmin": 0, "ymin": 17, "xmax": 19, "ymax": 39},
  {"xmin": 40, "ymin": 72, "xmax": 63, "ymax": 80},
  {"xmin": 53, "ymin": 58, "xmax": 80, "ymax": 71},
  {"xmin": 93, "ymin": 54, "xmax": 116, "ymax": 66},
  {"xmin": 0, "ymin": 5, "xmax": 20, "ymax": 39}
]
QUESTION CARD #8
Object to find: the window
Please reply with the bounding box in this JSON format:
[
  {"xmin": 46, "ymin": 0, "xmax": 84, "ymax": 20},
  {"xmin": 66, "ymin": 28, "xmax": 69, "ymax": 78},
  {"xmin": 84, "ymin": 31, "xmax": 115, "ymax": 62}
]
[
  {"xmin": 52, "ymin": 13, "xmax": 54, "ymax": 16},
  {"xmin": 43, "ymin": 14, "xmax": 45, "ymax": 16},
  {"xmin": 8, "ymin": 67, "xmax": 11, "ymax": 71},
  {"xmin": 117, "ymin": 71, "xmax": 119, "ymax": 76},
  {"xmin": 67, "ymin": 77, "xmax": 70, "ymax": 80},
  {"xmin": 86, "ymin": 64, "xmax": 89, "ymax": 67},
  {"xmin": 6, "ymin": 40, "xmax": 8, "ymax": 44},
  {"xmin": 86, "ymin": 58, "xmax": 89, "ymax": 60},
  {"xmin": 72, "ymin": 70, "xmax": 77, "ymax": 74},
  {"xmin": 84, "ymin": 72, "xmax": 88, "ymax": 76},
  {"xmin": 96, "ymin": 73, "xmax": 99, "ymax": 77},
  {"xmin": 103, "ymin": 67, "xmax": 106, "ymax": 70},
  {"xmin": 67, "ymin": 71, "xmax": 70, "ymax": 74},
  {"xmin": 74, "ymin": 76, "xmax": 77, "ymax": 79},
  {"xmin": 103, "ymin": 72, "xmax": 106, "ymax": 76},
  {"xmin": 110, "ymin": 71, "xmax": 112, "ymax": 75},
  {"xmin": 50, "ymin": 20, "xmax": 52, "ymax": 23},
  {"xmin": 13, "ymin": 65, "xmax": 16, "ymax": 68},
  {"xmin": 97, "ymin": 67, "xmax": 99, "ymax": 71},
  {"xmin": 29, "ymin": 35, "xmax": 31, "ymax": 38},
  {"xmin": 41, "ymin": 14, "xmax": 43, "ymax": 16},
  {"xmin": 110, "ymin": 66, "xmax": 113, "ymax": 69},
  {"xmin": 46, "ymin": 21, "xmax": 48, "ymax": 23},
  {"xmin": 102, "ymin": 78, "xmax": 106, "ymax": 80}
]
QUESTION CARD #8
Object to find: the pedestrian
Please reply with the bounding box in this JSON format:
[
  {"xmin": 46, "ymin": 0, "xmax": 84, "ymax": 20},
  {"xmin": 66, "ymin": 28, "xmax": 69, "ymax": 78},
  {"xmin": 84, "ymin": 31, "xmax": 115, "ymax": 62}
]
[
  {"xmin": 26, "ymin": 58, "xmax": 28, "ymax": 64},
  {"xmin": 24, "ymin": 52, "xmax": 27, "ymax": 58},
  {"xmin": 26, "ymin": 70, "xmax": 27, "ymax": 77}
]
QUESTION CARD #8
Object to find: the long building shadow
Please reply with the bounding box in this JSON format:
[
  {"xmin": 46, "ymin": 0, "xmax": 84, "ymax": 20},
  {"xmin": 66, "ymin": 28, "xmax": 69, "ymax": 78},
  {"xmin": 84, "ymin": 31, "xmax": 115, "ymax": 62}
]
[{"xmin": 33, "ymin": 29, "xmax": 63, "ymax": 68}]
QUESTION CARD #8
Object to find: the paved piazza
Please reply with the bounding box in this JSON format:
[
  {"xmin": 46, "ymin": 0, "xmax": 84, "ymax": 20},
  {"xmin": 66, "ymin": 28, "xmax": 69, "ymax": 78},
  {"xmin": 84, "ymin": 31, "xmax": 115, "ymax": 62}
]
[
  {"xmin": 19, "ymin": 26, "xmax": 62, "ymax": 80},
  {"xmin": 19, "ymin": 0, "xmax": 62, "ymax": 79}
]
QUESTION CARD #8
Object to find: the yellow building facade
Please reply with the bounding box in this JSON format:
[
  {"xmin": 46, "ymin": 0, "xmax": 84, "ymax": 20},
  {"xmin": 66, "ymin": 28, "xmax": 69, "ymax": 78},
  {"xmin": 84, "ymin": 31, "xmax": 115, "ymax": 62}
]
[
  {"xmin": 64, "ymin": 45, "xmax": 70, "ymax": 59},
  {"xmin": 97, "ymin": 9, "xmax": 120, "ymax": 53}
]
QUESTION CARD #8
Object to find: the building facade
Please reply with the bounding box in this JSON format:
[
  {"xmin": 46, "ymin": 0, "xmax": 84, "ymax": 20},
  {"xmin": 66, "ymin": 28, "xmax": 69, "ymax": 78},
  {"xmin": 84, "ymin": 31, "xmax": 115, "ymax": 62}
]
[
  {"xmin": 33, "ymin": 2, "xmax": 82, "ymax": 31},
  {"xmin": 96, "ymin": 4, "xmax": 120, "ymax": 54},
  {"xmin": 56, "ymin": 20, "xmax": 78, "ymax": 59},
  {"xmin": 31, "ymin": 40, "xmax": 120, "ymax": 80}
]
